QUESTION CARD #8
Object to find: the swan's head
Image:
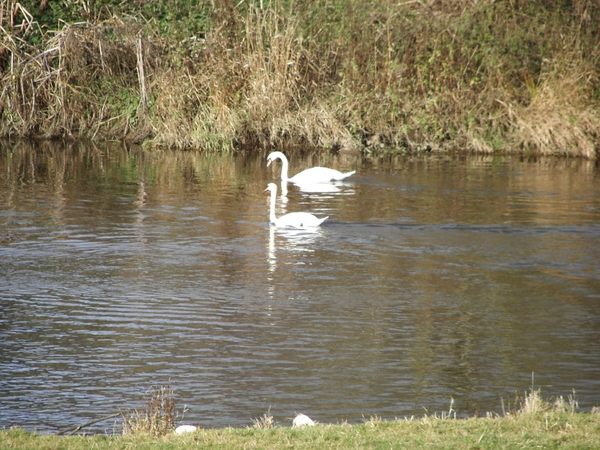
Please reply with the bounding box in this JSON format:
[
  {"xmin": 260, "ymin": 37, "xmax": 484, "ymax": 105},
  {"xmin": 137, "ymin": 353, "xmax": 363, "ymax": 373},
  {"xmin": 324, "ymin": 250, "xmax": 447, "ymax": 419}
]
[
  {"xmin": 265, "ymin": 183, "xmax": 278, "ymax": 194},
  {"xmin": 266, "ymin": 151, "xmax": 284, "ymax": 168}
]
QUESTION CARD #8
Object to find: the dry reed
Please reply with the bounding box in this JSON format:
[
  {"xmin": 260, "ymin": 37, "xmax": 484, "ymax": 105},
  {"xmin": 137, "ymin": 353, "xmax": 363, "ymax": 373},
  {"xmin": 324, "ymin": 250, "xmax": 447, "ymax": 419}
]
[
  {"xmin": 251, "ymin": 407, "xmax": 276, "ymax": 429},
  {"xmin": 122, "ymin": 384, "xmax": 176, "ymax": 436}
]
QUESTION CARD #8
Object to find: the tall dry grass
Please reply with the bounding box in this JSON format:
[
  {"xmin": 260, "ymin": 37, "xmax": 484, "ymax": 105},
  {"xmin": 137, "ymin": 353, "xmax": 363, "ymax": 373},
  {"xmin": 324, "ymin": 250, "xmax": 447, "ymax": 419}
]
[
  {"xmin": 0, "ymin": 4, "xmax": 161, "ymax": 141},
  {"xmin": 1, "ymin": 0, "xmax": 599, "ymax": 157},
  {"xmin": 505, "ymin": 57, "xmax": 600, "ymax": 158},
  {"xmin": 122, "ymin": 384, "xmax": 176, "ymax": 436}
]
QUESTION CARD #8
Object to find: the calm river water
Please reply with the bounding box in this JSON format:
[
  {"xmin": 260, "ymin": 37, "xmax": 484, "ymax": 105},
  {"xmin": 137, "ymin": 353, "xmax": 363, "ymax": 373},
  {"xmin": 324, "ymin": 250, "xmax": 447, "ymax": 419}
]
[{"xmin": 1, "ymin": 141, "xmax": 599, "ymax": 434}]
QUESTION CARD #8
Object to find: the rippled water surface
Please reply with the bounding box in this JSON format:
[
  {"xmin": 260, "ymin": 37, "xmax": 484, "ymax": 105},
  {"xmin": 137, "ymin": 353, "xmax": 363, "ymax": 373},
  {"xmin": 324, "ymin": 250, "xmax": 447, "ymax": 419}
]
[{"xmin": 1, "ymin": 142, "xmax": 599, "ymax": 434}]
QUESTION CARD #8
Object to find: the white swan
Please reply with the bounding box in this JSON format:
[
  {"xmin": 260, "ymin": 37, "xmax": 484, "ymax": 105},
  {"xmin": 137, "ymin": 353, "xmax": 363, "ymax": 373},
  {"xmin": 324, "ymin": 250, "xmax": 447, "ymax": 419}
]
[
  {"xmin": 267, "ymin": 151, "xmax": 355, "ymax": 184},
  {"xmin": 266, "ymin": 183, "xmax": 328, "ymax": 228}
]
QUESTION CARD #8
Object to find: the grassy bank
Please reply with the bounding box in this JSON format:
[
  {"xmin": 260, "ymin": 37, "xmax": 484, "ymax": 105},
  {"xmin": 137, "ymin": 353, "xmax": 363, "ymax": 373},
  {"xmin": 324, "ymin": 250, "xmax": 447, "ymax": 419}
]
[
  {"xmin": 2, "ymin": 414, "xmax": 600, "ymax": 450},
  {"xmin": 2, "ymin": 388, "xmax": 600, "ymax": 449},
  {"xmin": 1, "ymin": 0, "xmax": 599, "ymax": 157},
  {"xmin": 3, "ymin": 410, "xmax": 600, "ymax": 449}
]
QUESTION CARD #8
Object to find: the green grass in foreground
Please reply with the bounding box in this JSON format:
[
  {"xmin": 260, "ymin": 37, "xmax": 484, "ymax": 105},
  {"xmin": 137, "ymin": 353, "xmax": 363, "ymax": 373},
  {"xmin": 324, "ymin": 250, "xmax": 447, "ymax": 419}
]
[
  {"xmin": 3, "ymin": 388, "xmax": 599, "ymax": 449},
  {"xmin": 3, "ymin": 411, "xmax": 600, "ymax": 450}
]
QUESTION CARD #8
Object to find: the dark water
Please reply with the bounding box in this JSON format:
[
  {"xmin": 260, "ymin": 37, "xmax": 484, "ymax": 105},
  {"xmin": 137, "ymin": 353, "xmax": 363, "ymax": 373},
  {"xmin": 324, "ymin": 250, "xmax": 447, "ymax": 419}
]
[{"xmin": 1, "ymin": 141, "xmax": 599, "ymax": 434}]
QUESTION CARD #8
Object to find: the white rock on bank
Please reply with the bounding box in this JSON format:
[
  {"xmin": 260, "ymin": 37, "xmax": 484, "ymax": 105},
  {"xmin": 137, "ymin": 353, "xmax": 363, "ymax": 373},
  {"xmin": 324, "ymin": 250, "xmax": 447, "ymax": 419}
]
[
  {"xmin": 175, "ymin": 424, "xmax": 198, "ymax": 434},
  {"xmin": 292, "ymin": 413, "xmax": 315, "ymax": 428}
]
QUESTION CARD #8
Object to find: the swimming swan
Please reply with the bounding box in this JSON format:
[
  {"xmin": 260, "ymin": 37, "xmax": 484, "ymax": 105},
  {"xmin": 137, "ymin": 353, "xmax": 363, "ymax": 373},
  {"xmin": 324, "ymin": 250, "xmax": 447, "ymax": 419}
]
[
  {"xmin": 265, "ymin": 183, "xmax": 328, "ymax": 228},
  {"xmin": 266, "ymin": 151, "xmax": 355, "ymax": 184}
]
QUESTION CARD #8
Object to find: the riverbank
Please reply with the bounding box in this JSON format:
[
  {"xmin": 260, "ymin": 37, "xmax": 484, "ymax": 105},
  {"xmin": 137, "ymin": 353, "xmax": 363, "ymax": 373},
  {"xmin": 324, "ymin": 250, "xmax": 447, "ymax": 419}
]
[
  {"xmin": 3, "ymin": 410, "xmax": 600, "ymax": 449},
  {"xmin": 2, "ymin": 388, "xmax": 600, "ymax": 449},
  {"xmin": 2, "ymin": 1, "xmax": 599, "ymax": 157}
]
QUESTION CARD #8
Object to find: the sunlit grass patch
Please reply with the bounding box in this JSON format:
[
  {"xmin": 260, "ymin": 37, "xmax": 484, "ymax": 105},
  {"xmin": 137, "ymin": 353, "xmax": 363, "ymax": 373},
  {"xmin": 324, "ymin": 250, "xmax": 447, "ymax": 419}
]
[{"xmin": 1, "ymin": 389, "xmax": 600, "ymax": 449}]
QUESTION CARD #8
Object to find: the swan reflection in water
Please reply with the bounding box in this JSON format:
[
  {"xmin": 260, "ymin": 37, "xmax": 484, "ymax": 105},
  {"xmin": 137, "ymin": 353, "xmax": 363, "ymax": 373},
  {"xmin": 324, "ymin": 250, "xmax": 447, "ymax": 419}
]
[
  {"xmin": 294, "ymin": 181, "xmax": 341, "ymax": 194},
  {"xmin": 281, "ymin": 180, "xmax": 356, "ymax": 196},
  {"xmin": 267, "ymin": 224, "xmax": 324, "ymax": 274}
]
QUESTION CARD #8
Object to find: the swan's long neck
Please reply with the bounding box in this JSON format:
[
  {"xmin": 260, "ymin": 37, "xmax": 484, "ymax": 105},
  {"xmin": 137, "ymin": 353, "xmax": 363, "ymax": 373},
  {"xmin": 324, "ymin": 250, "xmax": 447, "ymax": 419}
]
[
  {"xmin": 269, "ymin": 187, "xmax": 278, "ymax": 223},
  {"xmin": 279, "ymin": 155, "xmax": 290, "ymax": 182}
]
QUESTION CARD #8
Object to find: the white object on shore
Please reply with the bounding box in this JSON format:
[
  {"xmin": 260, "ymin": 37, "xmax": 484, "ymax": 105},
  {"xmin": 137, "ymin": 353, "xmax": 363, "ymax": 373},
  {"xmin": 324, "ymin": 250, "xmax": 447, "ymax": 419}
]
[
  {"xmin": 292, "ymin": 413, "xmax": 315, "ymax": 428},
  {"xmin": 175, "ymin": 425, "xmax": 198, "ymax": 434}
]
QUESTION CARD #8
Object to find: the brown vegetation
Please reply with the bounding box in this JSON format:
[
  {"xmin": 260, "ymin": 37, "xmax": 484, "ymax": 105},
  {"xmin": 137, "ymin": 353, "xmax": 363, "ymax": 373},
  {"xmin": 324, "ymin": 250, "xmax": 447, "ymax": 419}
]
[
  {"xmin": 122, "ymin": 384, "xmax": 176, "ymax": 436},
  {"xmin": 1, "ymin": 0, "xmax": 599, "ymax": 157}
]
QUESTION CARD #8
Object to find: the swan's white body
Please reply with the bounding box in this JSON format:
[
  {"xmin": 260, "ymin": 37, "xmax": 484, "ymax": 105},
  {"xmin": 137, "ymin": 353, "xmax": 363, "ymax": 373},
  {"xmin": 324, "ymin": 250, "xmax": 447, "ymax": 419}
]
[
  {"xmin": 266, "ymin": 183, "xmax": 328, "ymax": 228},
  {"xmin": 267, "ymin": 151, "xmax": 355, "ymax": 184}
]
